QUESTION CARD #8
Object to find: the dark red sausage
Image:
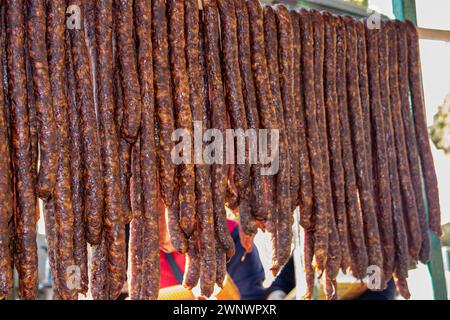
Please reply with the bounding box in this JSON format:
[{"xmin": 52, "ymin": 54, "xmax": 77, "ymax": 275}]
[
  {"xmin": 152, "ymin": 0, "xmax": 176, "ymax": 208},
  {"xmin": 116, "ymin": 0, "xmax": 141, "ymax": 143},
  {"xmin": 129, "ymin": 138, "xmax": 143, "ymax": 300},
  {"xmin": 404, "ymin": 20, "xmax": 433, "ymax": 260},
  {"xmin": 263, "ymin": 5, "xmax": 292, "ymax": 274},
  {"xmin": 166, "ymin": 174, "xmax": 189, "ymax": 254},
  {"xmin": 6, "ymin": 0, "xmax": 38, "ymax": 300},
  {"xmin": 217, "ymin": 0, "xmax": 250, "ymax": 200},
  {"xmin": 377, "ymin": 21, "xmax": 400, "ymax": 281},
  {"xmin": 299, "ymin": 9, "xmax": 328, "ymax": 271},
  {"xmin": 188, "ymin": 1, "xmax": 216, "ymax": 297},
  {"xmin": 47, "ymin": 0, "xmax": 78, "ymax": 299},
  {"xmin": 396, "ymin": 21, "xmax": 423, "ymax": 260},
  {"xmin": 276, "ymin": 5, "xmax": 300, "ymax": 209},
  {"xmin": 347, "ymin": 17, "xmax": 383, "ymax": 269},
  {"xmin": 335, "ymin": 16, "xmax": 367, "ymax": 279},
  {"xmin": 323, "ymin": 12, "xmax": 346, "ymax": 276},
  {"xmin": 235, "ymin": 0, "xmax": 268, "ymax": 225},
  {"xmin": 168, "ymin": 0, "xmax": 196, "ymax": 238},
  {"xmin": 183, "ymin": 233, "xmax": 201, "ymax": 290},
  {"xmin": 67, "ymin": 0, "xmax": 103, "ymax": 245},
  {"xmin": 90, "ymin": 235, "xmax": 109, "ymax": 300},
  {"xmin": 304, "ymin": 230, "xmax": 315, "ymax": 300},
  {"xmin": 112, "ymin": 2, "xmax": 132, "ymax": 225},
  {"xmin": 0, "ymin": 28, "xmax": 13, "ymax": 297},
  {"xmin": 96, "ymin": 0, "xmax": 127, "ymax": 300},
  {"xmin": 247, "ymin": 0, "xmax": 277, "ymax": 225},
  {"xmin": 355, "ymin": 21, "xmax": 374, "ymax": 188},
  {"xmin": 135, "ymin": 0, "xmax": 160, "ymax": 300},
  {"xmin": 27, "ymin": 0, "xmax": 58, "ymax": 200},
  {"xmin": 42, "ymin": 201, "xmax": 61, "ymax": 299},
  {"xmin": 203, "ymin": 0, "xmax": 235, "ymax": 259},
  {"xmin": 64, "ymin": 22, "xmax": 88, "ymax": 296},
  {"xmin": 23, "ymin": 7, "xmax": 38, "ymax": 199},
  {"xmin": 290, "ymin": 10, "xmax": 313, "ymax": 231}
]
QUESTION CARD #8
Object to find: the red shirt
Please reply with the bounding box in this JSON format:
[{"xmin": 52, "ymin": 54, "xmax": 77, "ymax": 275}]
[{"xmin": 160, "ymin": 219, "xmax": 238, "ymax": 288}]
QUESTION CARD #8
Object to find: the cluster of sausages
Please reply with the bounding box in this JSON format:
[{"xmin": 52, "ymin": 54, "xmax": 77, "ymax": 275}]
[{"xmin": 0, "ymin": 0, "xmax": 442, "ymax": 301}]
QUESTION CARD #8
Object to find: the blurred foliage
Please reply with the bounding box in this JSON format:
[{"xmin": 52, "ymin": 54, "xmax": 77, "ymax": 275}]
[
  {"xmin": 343, "ymin": 0, "xmax": 368, "ymax": 6},
  {"xmin": 430, "ymin": 93, "xmax": 450, "ymax": 154},
  {"xmin": 442, "ymin": 223, "xmax": 450, "ymax": 247}
]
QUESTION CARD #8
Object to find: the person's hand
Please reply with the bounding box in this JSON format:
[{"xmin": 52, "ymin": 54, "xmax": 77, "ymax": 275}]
[{"xmin": 266, "ymin": 290, "xmax": 287, "ymax": 300}]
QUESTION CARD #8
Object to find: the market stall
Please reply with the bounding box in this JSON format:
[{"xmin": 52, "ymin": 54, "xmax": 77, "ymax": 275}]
[{"xmin": 0, "ymin": 0, "xmax": 448, "ymax": 301}]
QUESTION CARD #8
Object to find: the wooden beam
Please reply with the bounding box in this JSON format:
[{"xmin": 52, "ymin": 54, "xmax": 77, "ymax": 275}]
[{"xmin": 418, "ymin": 28, "xmax": 450, "ymax": 42}]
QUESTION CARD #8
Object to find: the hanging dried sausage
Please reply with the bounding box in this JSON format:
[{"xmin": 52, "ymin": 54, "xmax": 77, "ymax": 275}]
[
  {"xmin": 135, "ymin": 0, "xmax": 160, "ymax": 300},
  {"xmin": 27, "ymin": 0, "xmax": 58, "ymax": 200},
  {"xmin": 217, "ymin": 0, "xmax": 250, "ymax": 198},
  {"xmin": 47, "ymin": 0, "xmax": 79, "ymax": 299},
  {"xmin": 275, "ymin": 5, "xmax": 300, "ymax": 209},
  {"xmin": 64, "ymin": 23, "xmax": 88, "ymax": 296},
  {"xmin": 347, "ymin": 17, "xmax": 383, "ymax": 269},
  {"xmin": 152, "ymin": 0, "xmax": 176, "ymax": 208},
  {"xmin": 335, "ymin": 16, "xmax": 367, "ymax": 279},
  {"xmin": 264, "ymin": 5, "xmax": 292, "ymax": 274},
  {"xmin": 0, "ymin": 32, "xmax": 13, "ymax": 297},
  {"xmin": 290, "ymin": 10, "xmax": 313, "ymax": 231},
  {"xmin": 203, "ymin": 0, "xmax": 235, "ymax": 259},
  {"xmin": 404, "ymin": 20, "xmax": 433, "ymax": 260},
  {"xmin": 323, "ymin": 12, "xmax": 347, "ymax": 274},
  {"xmin": 6, "ymin": 0, "xmax": 38, "ymax": 299},
  {"xmin": 355, "ymin": 20, "xmax": 374, "ymax": 186},
  {"xmin": 377, "ymin": 21, "xmax": 400, "ymax": 280},
  {"xmin": 116, "ymin": 0, "xmax": 141, "ymax": 143},
  {"xmin": 67, "ymin": 0, "xmax": 103, "ymax": 245},
  {"xmin": 396, "ymin": 21, "xmax": 424, "ymax": 260},
  {"xmin": 96, "ymin": 0, "xmax": 126, "ymax": 300},
  {"xmin": 189, "ymin": 5, "xmax": 217, "ymax": 297},
  {"xmin": 168, "ymin": 0, "xmax": 196, "ymax": 238},
  {"xmin": 299, "ymin": 9, "xmax": 329, "ymax": 271}
]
